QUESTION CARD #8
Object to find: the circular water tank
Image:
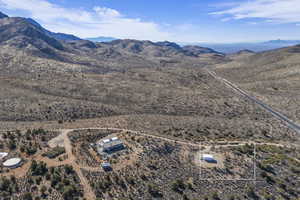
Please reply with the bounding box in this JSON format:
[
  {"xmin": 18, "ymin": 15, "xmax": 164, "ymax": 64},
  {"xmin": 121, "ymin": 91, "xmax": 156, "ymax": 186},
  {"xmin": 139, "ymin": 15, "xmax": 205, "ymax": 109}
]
[{"xmin": 3, "ymin": 158, "xmax": 22, "ymax": 168}]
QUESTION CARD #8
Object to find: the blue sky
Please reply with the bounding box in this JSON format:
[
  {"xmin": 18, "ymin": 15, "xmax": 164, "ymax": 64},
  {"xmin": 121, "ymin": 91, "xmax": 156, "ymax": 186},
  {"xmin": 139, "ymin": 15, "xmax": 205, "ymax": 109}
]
[{"xmin": 1, "ymin": 0, "xmax": 300, "ymax": 43}]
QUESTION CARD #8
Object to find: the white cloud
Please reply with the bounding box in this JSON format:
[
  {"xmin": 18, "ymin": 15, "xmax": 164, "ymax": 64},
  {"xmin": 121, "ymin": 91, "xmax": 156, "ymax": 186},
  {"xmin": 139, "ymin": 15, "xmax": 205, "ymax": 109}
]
[
  {"xmin": 212, "ymin": 0, "xmax": 300, "ymax": 24},
  {"xmin": 0, "ymin": 0, "xmax": 171, "ymax": 41},
  {"xmin": 93, "ymin": 6, "xmax": 121, "ymax": 19},
  {"xmin": 1, "ymin": 0, "xmax": 94, "ymax": 23}
]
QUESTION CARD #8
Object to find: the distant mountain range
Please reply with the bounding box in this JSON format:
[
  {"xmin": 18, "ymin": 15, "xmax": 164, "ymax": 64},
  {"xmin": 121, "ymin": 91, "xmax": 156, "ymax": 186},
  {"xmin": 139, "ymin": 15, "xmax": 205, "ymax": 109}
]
[
  {"xmin": 83, "ymin": 37, "xmax": 300, "ymax": 54},
  {"xmin": 85, "ymin": 36, "xmax": 117, "ymax": 42},
  {"xmin": 183, "ymin": 40, "xmax": 300, "ymax": 54},
  {"xmin": 263, "ymin": 39, "xmax": 300, "ymax": 44},
  {"xmin": 0, "ymin": 10, "xmax": 225, "ymax": 68},
  {"xmin": 1, "ymin": 10, "xmax": 300, "ymax": 56},
  {"xmin": 85, "ymin": 37, "xmax": 300, "ymax": 54}
]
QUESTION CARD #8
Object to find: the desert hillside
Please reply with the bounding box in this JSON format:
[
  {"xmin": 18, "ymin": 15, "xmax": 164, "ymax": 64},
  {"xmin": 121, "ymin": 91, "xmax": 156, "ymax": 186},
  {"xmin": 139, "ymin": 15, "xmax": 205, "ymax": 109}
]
[{"xmin": 216, "ymin": 46, "xmax": 300, "ymax": 123}]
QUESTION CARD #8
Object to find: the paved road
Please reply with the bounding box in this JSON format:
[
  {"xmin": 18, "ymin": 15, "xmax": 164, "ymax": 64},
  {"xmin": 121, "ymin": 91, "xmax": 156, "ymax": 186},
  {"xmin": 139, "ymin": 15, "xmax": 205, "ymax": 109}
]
[{"xmin": 206, "ymin": 69, "xmax": 300, "ymax": 135}]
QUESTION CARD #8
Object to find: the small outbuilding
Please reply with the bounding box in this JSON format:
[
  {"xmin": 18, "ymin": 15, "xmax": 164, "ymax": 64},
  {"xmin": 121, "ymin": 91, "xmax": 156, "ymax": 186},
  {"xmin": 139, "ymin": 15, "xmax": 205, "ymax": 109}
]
[
  {"xmin": 201, "ymin": 154, "xmax": 217, "ymax": 163},
  {"xmin": 102, "ymin": 139, "xmax": 110, "ymax": 144},
  {"xmin": 3, "ymin": 158, "xmax": 22, "ymax": 168},
  {"xmin": 102, "ymin": 162, "xmax": 112, "ymax": 171}
]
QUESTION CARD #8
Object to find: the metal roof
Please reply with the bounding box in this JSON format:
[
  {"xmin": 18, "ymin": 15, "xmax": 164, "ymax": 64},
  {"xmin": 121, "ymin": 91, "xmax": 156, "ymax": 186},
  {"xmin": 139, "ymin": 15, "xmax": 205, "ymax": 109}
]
[
  {"xmin": 103, "ymin": 139, "xmax": 123, "ymax": 147},
  {"xmin": 102, "ymin": 162, "xmax": 111, "ymax": 167},
  {"xmin": 103, "ymin": 139, "xmax": 110, "ymax": 143},
  {"xmin": 202, "ymin": 154, "xmax": 214, "ymax": 159}
]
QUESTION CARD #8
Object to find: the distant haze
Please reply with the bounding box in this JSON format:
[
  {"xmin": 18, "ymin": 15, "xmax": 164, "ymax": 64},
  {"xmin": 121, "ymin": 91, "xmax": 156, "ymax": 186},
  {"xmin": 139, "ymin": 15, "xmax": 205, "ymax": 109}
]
[
  {"xmin": 182, "ymin": 40, "xmax": 300, "ymax": 54},
  {"xmin": 85, "ymin": 37, "xmax": 117, "ymax": 42}
]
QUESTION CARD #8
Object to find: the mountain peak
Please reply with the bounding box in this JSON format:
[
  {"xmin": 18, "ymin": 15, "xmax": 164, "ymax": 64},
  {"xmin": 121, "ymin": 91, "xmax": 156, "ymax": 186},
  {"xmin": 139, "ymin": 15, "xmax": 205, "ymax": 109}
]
[
  {"xmin": 156, "ymin": 41, "xmax": 181, "ymax": 49},
  {"xmin": 182, "ymin": 45, "xmax": 222, "ymax": 55},
  {"xmin": 0, "ymin": 11, "xmax": 9, "ymax": 19},
  {"xmin": 25, "ymin": 18, "xmax": 81, "ymax": 41},
  {"xmin": 236, "ymin": 49, "xmax": 255, "ymax": 54}
]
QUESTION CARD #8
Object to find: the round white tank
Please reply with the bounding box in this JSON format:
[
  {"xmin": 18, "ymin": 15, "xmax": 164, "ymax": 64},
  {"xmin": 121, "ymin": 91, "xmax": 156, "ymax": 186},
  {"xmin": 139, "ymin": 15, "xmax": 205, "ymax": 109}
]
[{"xmin": 3, "ymin": 158, "xmax": 22, "ymax": 168}]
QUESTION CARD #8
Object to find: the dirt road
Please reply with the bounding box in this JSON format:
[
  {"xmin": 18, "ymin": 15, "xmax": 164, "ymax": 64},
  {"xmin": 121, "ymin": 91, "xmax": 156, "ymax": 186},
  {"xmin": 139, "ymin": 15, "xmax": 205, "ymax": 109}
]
[
  {"xmin": 61, "ymin": 129, "xmax": 97, "ymax": 200},
  {"xmin": 2, "ymin": 127, "xmax": 297, "ymax": 199}
]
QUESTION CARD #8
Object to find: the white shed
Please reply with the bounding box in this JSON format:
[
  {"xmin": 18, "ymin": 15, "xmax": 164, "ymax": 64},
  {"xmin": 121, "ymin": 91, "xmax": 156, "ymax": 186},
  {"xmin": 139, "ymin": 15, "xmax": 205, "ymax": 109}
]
[{"xmin": 103, "ymin": 139, "xmax": 110, "ymax": 144}]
